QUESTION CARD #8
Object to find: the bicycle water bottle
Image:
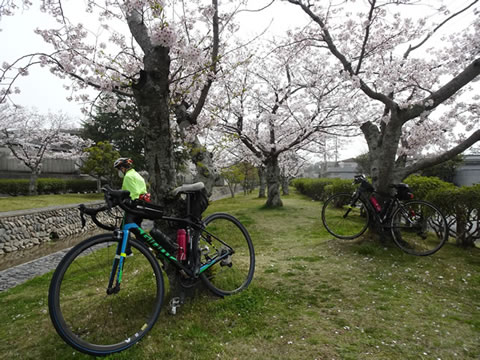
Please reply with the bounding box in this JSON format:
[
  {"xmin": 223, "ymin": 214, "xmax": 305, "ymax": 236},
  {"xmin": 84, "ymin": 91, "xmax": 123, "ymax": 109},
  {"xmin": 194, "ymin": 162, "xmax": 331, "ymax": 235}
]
[
  {"xmin": 176, "ymin": 229, "xmax": 187, "ymax": 261},
  {"xmin": 369, "ymin": 195, "xmax": 382, "ymax": 212}
]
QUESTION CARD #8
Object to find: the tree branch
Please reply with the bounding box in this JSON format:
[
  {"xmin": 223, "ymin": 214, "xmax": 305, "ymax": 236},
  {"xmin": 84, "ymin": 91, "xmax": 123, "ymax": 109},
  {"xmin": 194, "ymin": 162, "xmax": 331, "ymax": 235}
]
[
  {"xmin": 403, "ymin": 0, "xmax": 479, "ymax": 59},
  {"xmin": 405, "ymin": 58, "xmax": 480, "ymax": 121},
  {"xmin": 126, "ymin": 9, "xmax": 152, "ymax": 54},
  {"xmin": 397, "ymin": 129, "xmax": 480, "ymax": 179}
]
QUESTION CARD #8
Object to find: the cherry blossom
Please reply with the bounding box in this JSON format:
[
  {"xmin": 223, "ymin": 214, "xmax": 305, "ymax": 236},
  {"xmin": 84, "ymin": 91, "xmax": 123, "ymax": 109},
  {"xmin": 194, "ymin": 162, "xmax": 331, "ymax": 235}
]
[{"xmin": 286, "ymin": 0, "xmax": 480, "ymax": 193}]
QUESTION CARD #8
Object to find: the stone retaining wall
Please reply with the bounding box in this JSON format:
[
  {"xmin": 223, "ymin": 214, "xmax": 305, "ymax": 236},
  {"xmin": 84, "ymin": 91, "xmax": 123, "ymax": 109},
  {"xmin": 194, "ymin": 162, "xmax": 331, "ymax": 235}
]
[
  {"xmin": 0, "ymin": 201, "xmax": 116, "ymax": 255},
  {"xmin": 0, "ymin": 186, "xmax": 243, "ymax": 255}
]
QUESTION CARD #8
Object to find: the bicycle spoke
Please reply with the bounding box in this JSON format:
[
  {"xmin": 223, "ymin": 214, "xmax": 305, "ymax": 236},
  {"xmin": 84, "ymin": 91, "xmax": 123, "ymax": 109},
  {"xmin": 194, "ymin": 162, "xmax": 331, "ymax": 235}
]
[
  {"xmin": 199, "ymin": 213, "xmax": 255, "ymax": 296},
  {"xmin": 49, "ymin": 235, "xmax": 164, "ymax": 356},
  {"xmin": 391, "ymin": 201, "xmax": 448, "ymax": 256},
  {"xmin": 322, "ymin": 193, "xmax": 370, "ymax": 239}
]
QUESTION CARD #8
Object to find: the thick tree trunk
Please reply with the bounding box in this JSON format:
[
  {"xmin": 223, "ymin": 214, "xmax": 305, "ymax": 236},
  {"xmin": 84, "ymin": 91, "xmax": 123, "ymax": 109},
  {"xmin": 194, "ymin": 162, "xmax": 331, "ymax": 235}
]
[
  {"xmin": 265, "ymin": 156, "xmax": 283, "ymax": 207},
  {"xmin": 361, "ymin": 116, "xmax": 403, "ymax": 196},
  {"xmin": 132, "ymin": 53, "xmax": 176, "ymax": 205},
  {"xmin": 131, "ymin": 48, "xmax": 205, "ymax": 312},
  {"xmin": 258, "ymin": 166, "xmax": 266, "ymax": 198}
]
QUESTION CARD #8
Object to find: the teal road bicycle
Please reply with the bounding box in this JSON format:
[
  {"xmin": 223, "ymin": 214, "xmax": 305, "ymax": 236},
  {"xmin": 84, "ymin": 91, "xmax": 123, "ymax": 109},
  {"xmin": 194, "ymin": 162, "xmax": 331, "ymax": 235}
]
[{"xmin": 48, "ymin": 183, "xmax": 255, "ymax": 356}]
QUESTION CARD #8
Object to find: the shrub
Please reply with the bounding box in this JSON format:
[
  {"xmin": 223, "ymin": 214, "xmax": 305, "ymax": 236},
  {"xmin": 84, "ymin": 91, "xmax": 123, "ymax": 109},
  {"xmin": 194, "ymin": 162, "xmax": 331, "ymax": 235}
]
[
  {"xmin": 293, "ymin": 178, "xmax": 355, "ymax": 201},
  {"xmin": 427, "ymin": 184, "xmax": 480, "ymax": 247},
  {"xmin": 323, "ymin": 179, "xmax": 355, "ymax": 198},
  {"xmin": 37, "ymin": 178, "xmax": 67, "ymax": 194},
  {"xmin": 404, "ymin": 175, "xmax": 454, "ymax": 201},
  {"xmin": 0, "ymin": 178, "xmax": 98, "ymax": 196},
  {"xmin": 0, "ymin": 179, "xmax": 29, "ymax": 195},
  {"xmin": 66, "ymin": 179, "xmax": 98, "ymax": 193}
]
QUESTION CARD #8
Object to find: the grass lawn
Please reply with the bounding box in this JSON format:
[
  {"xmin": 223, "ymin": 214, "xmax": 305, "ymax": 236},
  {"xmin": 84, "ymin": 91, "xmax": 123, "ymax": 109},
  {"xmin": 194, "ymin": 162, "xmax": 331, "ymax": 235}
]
[
  {"xmin": 0, "ymin": 190, "xmax": 479, "ymax": 359},
  {"xmin": 0, "ymin": 193, "xmax": 104, "ymax": 212}
]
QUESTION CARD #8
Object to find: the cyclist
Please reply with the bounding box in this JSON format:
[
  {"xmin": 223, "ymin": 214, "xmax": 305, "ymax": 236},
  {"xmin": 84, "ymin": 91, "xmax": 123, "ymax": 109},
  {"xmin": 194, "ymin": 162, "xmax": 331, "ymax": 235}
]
[
  {"xmin": 114, "ymin": 157, "xmax": 148, "ymax": 202},
  {"xmin": 114, "ymin": 157, "xmax": 148, "ymax": 255}
]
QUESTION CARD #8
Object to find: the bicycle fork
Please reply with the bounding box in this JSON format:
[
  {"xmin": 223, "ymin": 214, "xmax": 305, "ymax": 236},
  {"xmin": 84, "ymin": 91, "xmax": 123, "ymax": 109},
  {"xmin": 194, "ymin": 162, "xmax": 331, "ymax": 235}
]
[{"xmin": 106, "ymin": 228, "xmax": 130, "ymax": 295}]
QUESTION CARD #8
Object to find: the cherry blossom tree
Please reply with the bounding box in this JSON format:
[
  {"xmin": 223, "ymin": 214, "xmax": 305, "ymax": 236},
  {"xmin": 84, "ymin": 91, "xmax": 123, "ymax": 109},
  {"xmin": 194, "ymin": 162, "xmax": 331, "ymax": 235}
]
[
  {"xmin": 1, "ymin": 0, "xmax": 259, "ymax": 305},
  {"xmin": 207, "ymin": 47, "xmax": 360, "ymax": 207},
  {"xmin": 0, "ymin": 0, "xmax": 250, "ymax": 203},
  {"xmin": 279, "ymin": 151, "xmax": 307, "ymax": 195},
  {"xmin": 0, "ymin": 105, "xmax": 89, "ymax": 194},
  {"xmin": 286, "ymin": 0, "xmax": 480, "ymax": 196}
]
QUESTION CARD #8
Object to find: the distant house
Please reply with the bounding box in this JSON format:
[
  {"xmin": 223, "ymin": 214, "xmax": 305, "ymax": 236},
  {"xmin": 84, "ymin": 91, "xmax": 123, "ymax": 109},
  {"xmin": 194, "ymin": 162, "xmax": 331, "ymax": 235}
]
[
  {"xmin": 321, "ymin": 158, "xmax": 359, "ymax": 179},
  {"xmin": 454, "ymin": 155, "xmax": 480, "ymax": 186},
  {"xmin": 0, "ymin": 146, "xmax": 82, "ymax": 179},
  {"xmin": 303, "ymin": 155, "xmax": 479, "ymax": 187}
]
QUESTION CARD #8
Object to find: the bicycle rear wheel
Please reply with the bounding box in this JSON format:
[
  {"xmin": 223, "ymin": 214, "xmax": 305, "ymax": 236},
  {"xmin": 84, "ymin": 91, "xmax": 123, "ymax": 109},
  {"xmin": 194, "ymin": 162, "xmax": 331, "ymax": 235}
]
[
  {"xmin": 390, "ymin": 200, "xmax": 448, "ymax": 256},
  {"xmin": 48, "ymin": 234, "xmax": 164, "ymax": 356},
  {"xmin": 322, "ymin": 193, "xmax": 370, "ymax": 239},
  {"xmin": 199, "ymin": 213, "xmax": 255, "ymax": 297}
]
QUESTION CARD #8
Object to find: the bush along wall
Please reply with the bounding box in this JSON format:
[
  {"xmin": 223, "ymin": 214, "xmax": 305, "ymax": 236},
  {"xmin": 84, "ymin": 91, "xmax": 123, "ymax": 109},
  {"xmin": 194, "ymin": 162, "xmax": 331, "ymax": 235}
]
[
  {"xmin": 0, "ymin": 178, "xmax": 98, "ymax": 196},
  {"xmin": 424, "ymin": 184, "xmax": 480, "ymax": 248},
  {"xmin": 0, "ymin": 202, "xmax": 117, "ymax": 255},
  {"xmin": 292, "ymin": 178, "xmax": 355, "ymax": 201}
]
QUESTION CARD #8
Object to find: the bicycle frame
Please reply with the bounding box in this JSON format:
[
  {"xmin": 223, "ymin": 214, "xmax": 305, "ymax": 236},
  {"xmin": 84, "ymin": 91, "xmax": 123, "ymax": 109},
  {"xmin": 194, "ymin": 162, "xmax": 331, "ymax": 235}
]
[{"xmin": 106, "ymin": 217, "xmax": 234, "ymax": 294}]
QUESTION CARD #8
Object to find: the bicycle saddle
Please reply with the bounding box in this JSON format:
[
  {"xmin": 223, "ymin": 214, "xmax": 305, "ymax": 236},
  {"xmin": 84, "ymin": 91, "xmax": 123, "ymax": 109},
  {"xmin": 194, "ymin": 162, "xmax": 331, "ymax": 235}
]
[{"xmin": 172, "ymin": 182, "xmax": 205, "ymax": 196}]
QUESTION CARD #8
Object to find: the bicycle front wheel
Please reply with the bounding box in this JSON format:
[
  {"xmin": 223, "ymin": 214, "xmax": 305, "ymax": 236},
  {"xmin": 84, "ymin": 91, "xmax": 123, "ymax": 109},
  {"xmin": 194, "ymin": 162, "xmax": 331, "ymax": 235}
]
[
  {"xmin": 322, "ymin": 193, "xmax": 370, "ymax": 239},
  {"xmin": 390, "ymin": 200, "xmax": 448, "ymax": 256},
  {"xmin": 199, "ymin": 213, "xmax": 255, "ymax": 297},
  {"xmin": 48, "ymin": 234, "xmax": 164, "ymax": 356}
]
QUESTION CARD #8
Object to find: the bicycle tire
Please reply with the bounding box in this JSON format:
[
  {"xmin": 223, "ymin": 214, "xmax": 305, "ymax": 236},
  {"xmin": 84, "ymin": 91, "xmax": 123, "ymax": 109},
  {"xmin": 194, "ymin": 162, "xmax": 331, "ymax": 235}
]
[
  {"xmin": 322, "ymin": 193, "xmax": 370, "ymax": 239},
  {"xmin": 199, "ymin": 213, "xmax": 255, "ymax": 297},
  {"xmin": 390, "ymin": 200, "xmax": 448, "ymax": 256},
  {"xmin": 48, "ymin": 233, "xmax": 164, "ymax": 356}
]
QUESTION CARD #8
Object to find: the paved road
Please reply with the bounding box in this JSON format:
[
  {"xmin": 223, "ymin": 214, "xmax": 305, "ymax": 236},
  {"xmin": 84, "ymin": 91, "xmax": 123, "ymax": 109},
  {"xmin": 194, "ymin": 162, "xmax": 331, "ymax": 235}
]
[
  {"xmin": 0, "ymin": 247, "xmax": 70, "ymax": 291},
  {"xmin": 0, "ymin": 190, "xmax": 240, "ymax": 292}
]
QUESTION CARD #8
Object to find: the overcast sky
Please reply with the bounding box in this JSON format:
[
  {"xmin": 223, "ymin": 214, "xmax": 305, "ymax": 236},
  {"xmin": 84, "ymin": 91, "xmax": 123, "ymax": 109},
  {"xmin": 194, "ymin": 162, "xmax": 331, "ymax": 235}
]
[
  {"xmin": 0, "ymin": 2, "xmax": 307, "ymax": 119},
  {"xmin": 0, "ymin": 1, "xmax": 476, "ymax": 159}
]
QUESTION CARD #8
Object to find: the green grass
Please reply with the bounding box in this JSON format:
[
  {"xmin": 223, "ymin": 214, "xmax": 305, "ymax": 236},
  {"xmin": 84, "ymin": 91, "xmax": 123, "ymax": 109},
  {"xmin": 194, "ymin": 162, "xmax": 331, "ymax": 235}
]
[
  {"xmin": 0, "ymin": 190, "xmax": 479, "ymax": 359},
  {"xmin": 0, "ymin": 193, "xmax": 104, "ymax": 212}
]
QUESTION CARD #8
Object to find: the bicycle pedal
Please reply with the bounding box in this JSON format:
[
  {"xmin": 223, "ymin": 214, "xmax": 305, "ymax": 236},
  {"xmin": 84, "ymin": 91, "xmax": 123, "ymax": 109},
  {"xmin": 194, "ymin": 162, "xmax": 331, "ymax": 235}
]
[{"xmin": 169, "ymin": 297, "xmax": 181, "ymax": 315}]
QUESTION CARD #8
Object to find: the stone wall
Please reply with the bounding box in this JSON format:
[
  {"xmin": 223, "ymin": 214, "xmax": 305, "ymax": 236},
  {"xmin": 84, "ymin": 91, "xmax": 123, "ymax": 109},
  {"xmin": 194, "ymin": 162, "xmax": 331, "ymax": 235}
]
[
  {"xmin": 0, "ymin": 201, "xmax": 118, "ymax": 255},
  {"xmin": 0, "ymin": 186, "xmax": 242, "ymax": 255}
]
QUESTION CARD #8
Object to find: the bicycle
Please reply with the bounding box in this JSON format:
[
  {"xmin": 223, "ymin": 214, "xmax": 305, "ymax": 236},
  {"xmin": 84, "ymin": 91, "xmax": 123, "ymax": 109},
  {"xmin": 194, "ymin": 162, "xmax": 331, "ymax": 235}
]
[
  {"xmin": 48, "ymin": 182, "xmax": 255, "ymax": 356},
  {"xmin": 321, "ymin": 174, "xmax": 448, "ymax": 256}
]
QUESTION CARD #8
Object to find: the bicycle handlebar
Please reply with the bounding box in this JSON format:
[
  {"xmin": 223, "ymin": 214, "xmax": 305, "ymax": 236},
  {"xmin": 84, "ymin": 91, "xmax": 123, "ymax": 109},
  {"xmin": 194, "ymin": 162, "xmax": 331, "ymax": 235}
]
[
  {"xmin": 79, "ymin": 186, "xmax": 165, "ymax": 231},
  {"xmin": 79, "ymin": 203, "xmax": 116, "ymax": 231}
]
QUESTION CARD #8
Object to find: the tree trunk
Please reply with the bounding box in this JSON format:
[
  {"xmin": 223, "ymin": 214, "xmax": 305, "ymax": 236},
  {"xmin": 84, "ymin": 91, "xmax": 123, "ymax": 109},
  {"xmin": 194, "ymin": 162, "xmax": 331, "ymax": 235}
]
[
  {"xmin": 265, "ymin": 156, "xmax": 283, "ymax": 207},
  {"xmin": 189, "ymin": 136, "xmax": 220, "ymax": 197},
  {"xmin": 28, "ymin": 169, "xmax": 39, "ymax": 195},
  {"xmin": 96, "ymin": 178, "xmax": 102, "ymax": 193},
  {"xmin": 132, "ymin": 49, "xmax": 205, "ymax": 312},
  {"xmin": 258, "ymin": 166, "xmax": 266, "ymax": 198},
  {"xmin": 282, "ymin": 177, "xmax": 290, "ymax": 195},
  {"xmin": 132, "ymin": 54, "xmax": 176, "ymax": 206}
]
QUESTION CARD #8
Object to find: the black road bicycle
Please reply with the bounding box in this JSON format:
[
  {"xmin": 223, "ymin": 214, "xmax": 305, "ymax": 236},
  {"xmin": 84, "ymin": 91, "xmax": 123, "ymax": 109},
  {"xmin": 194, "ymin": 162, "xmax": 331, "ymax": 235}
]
[
  {"xmin": 48, "ymin": 183, "xmax": 255, "ymax": 356},
  {"xmin": 321, "ymin": 175, "xmax": 448, "ymax": 256}
]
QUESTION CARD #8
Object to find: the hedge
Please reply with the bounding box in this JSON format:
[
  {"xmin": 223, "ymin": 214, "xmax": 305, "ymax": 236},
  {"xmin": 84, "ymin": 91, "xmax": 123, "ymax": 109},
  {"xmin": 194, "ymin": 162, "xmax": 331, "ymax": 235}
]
[
  {"xmin": 0, "ymin": 178, "xmax": 98, "ymax": 196},
  {"xmin": 292, "ymin": 178, "xmax": 355, "ymax": 201},
  {"xmin": 425, "ymin": 184, "xmax": 480, "ymax": 247},
  {"xmin": 403, "ymin": 175, "xmax": 455, "ymax": 200}
]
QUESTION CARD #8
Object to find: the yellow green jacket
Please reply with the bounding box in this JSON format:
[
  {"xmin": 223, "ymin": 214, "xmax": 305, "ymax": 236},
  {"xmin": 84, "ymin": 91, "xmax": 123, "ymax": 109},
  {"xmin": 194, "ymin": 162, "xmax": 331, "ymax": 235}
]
[{"xmin": 122, "ymin": 169, "xmax": 147, "ymax": 200}]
